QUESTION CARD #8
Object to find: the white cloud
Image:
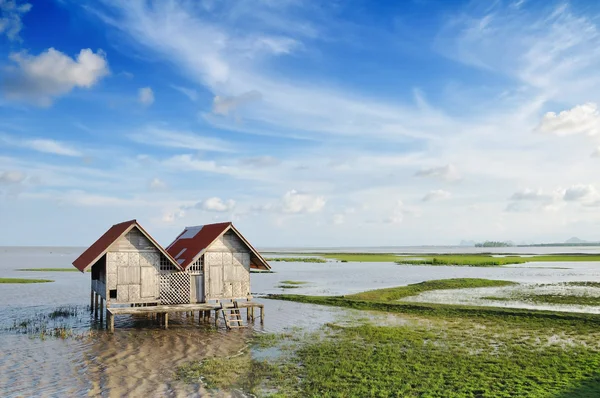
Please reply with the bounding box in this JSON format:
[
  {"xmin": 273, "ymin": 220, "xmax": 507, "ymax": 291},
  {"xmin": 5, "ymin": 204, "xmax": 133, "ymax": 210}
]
[
  {"xmin": 0, "ymin": 0, "xmax": 31, "ymax": 41},
  {"xmin": 510, "ymin": 188, "xmax": 556, "ymax": 202},
  {"xmin": 384, "ymin": 200, "xmax": 407, "ymax": 224},
  {"xmin": 414, "ymin": 164, "xmax": 459, "ymax": 181},
  {"xmin": 240, "ymin": 156, "xmax": 280, "ymax": 168},
  {"xmin": 536, "ymin": 103, "xmax": 600, "ymax": 136},
  {"xmin": 332, "ymin": 214, "xmax": 345, "ymax": 225},
  {"xmin": 0, "ymin": 170, "xmax": 25, "ymax": 184},
  {"xmin": 213, "ymin": 90, "xmax": 262, "ymax": 115},
  {"xmin": 170, "ymin": 84, "xmax": 198, "ymax": 101},
  {"xmin": 138, "ymin": 86, "xmax": 154, "ymax": 106},
  {"xmin": 281, "ymin": 190, "xmax": 325, "ymax": 214},
  {"xmin": 2, "ymin": 48, "xmax": 109, "ymax": 106},
  {"xmin": 26, "ymin": 139, "xmax": 81, "ymax": 157},
  {"xmin": 129, "ymin": 127, "xmax": 234, "ymax": 152},
  {"xmin": 564, "ymin": 184, "xmax": 598, "ymax": 202},
  {"xmin": 0, "ymin": 135, "xmax": 81, "ymax": 157},
  {"xmin": 422, "ymin": 189, "xmax": 451, "ymax": 202},
  {"xmin": 149, "ymin": 177, "xmax": 167, "ymax": 191},
  {"xmin": 197, "ymin": 197, "xmax": 235, "ymax": 212}
]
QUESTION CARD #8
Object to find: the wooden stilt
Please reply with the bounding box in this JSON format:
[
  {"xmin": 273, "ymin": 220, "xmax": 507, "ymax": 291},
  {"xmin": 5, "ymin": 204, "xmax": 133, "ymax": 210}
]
[
  {"xmin": 108, "ymin": 313, "xmax": 114, "ymax": 333},
  {"xmin": 164, "ymin": 313, "xmax": 169, "ymax": 329},
  {"xmin": 99, "ymin": 297, "xmax": 104, "ymax": 323},
  {"xmin": 94, "ymin": 292, "xmax": 99, "ymax": 318},
  {"xmin": 90, "ymin": 290, "xmax": 94, "ymax": 312},
  {"xmin": 260, "ymin": 306, "xmax": 264, "ymax": 323}
]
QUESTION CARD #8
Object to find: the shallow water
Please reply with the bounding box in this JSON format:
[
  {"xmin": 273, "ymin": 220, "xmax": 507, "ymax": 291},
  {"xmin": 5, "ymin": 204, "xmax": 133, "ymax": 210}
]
[{"xmin": 2, "ymin": 247, "xmax": 600, "ymax": 397}]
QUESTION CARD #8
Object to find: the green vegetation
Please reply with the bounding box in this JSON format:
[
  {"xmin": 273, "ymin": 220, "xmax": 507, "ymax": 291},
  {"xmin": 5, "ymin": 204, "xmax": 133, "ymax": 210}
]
[
  {"xmin": 347, "ymin": 278, "xmax": 516, "ymax": 301},
  {"xmin": 396, "ymin": 254, "xmax": 600, "ymax": 266},
  {"xmin": 271, "ymin": 252, "xmax": 600, "ymax": 266},
  {"xmin": 7, "ymin": 305, "xmax": 90, "ymax": 339},
  {"xmin": 277, "ymin": 280, "xmax": 309, "ymax": 289},
  {"xmin": 18, "ymin": 268, "xmax": 85, "ymax": 272},
  {"xmin": 475, "ymin": 240, "xmax": 512, "ymax": 247},
  {"xmin": 177, "ymin": 280, "xmax": 600, "ymax": 396},
  {"xmin": 250, "ymin": 270, "xmax": 275, "ymax": 274},
  {"xmin": 0, "ymin": 278, "xmax": 53, "ymax": 283},
  {"xmin": 266, "ymin": 257, "xmax": 326, "ymax": 263}
]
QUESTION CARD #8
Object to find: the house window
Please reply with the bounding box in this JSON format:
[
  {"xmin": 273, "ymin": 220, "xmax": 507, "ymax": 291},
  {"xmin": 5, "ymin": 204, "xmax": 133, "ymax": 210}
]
[
  {"xmin": 160, "ymin": 254, "xmax": 177, "ymax": 271},
  {"xmin": 188, "ymin": 257, "xmax": 203, "ymax": 274},
  {"xmin": 109, "ymin": 289, "xmax": 117, "ymax": 299}
]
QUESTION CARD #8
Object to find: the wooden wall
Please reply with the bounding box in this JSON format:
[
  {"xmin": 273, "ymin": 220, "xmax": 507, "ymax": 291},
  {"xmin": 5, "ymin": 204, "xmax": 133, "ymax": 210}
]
[
  {"xmin": 204, "ymin": 230, "xmax": 251, "ymax": 300},
  {"xmin": 105, "ymin": 228, "xmax": 161, "ymax": 305}
]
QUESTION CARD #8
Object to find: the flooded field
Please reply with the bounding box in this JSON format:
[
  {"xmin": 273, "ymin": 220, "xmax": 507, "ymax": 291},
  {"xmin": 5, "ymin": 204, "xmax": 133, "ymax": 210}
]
[{"xmin": 2, "ymin": 246, "xmax": 600, "ymax": 397}]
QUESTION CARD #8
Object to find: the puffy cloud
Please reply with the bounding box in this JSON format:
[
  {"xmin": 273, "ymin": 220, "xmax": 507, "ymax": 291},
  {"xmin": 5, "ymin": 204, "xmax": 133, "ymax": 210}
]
[
  {"xmin": 2, "ymin": 48, "xmax": 109, "ymax": 105},
  {"xmin": 422, "ymin": 189, "xmax": 451, "ymax": 202},
  {"xmin": 197, "ymin": 197, "xmax": 235, "ymax": 212},
  {"xmin": 510, "ymin": 188, "xmax": 555, "ymax": 202},
  {"xmin": 149, "ymin": 177, "xmax": 167, "ymax": 191},
  {"xmin": 563, "ymin": 184, "xmax": 598, "ymax": 202},
  {"xmin": 0, "ymin": 0, "xmax": 31, "ymax": 41},
  {"xmin": 240, "ymin": 156, "xmax": 280, "ymax": 168},
  {"xmin": 281, "ymin": 190, "xmax": 325, "ymax": 214},
  {"xmin": 536, "ymin": 103, "xmax": 600, "ymax": 136},
  {"xmin": 414, "ymin": 164, "xmax": 460, "ymax": 181},
  {"xmin": 162, "ymin": 208, "xmax": 185, "ymax": 223},
  {"xmin": 384, "ymin": 200, "xmax": 407, "ymax": 224},
  {"xmin": 138, "ymin": 86, "xmax": 154, "ymax": 106},
  {"xmin": 213, "ymin": 90, "xmax": 262, "ymax": 115},
  {"xmin": 0, "ymin": 170, "xmax": 25, "ymax": 184},
  {"xmin": 332, "ymin": 214, "xmax": 345, "ymax": 225}
]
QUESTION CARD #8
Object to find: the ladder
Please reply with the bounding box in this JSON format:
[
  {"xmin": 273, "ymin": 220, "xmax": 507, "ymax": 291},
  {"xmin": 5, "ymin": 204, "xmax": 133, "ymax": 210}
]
[{"xmin": 220, "ymin": 301, "xmax": 245, "ymax": 329}]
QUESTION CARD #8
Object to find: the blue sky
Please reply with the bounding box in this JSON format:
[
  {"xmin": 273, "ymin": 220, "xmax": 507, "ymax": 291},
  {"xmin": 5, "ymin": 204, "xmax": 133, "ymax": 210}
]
[{"xmin": 2, "ymin": 0, "xmax": 600, "ymax": 247}]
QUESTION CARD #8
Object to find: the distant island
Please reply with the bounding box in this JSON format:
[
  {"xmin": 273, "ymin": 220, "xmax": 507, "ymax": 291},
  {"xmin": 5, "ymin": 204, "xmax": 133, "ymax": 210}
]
[
  {"xmin": 521, "ymin": 237, "xmax": 600, "ymax": 247},
  {"xmin": 474, "ymin": 241, "xmax": 513, "ymax": 247}
]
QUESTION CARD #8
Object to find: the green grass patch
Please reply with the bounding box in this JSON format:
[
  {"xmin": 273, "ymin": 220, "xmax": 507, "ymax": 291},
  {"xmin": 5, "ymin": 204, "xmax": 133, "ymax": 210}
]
[
  {"xmin": 322, "ymin": 253, "xmax": 403, "ymax": 262},
  {"xmin": 18, "ymin": 268, "xmax": 86, "ymax": 272},
  {"xmin": 347, "ymin": 278, "xmax": 517, "ymax": 302},
  {"xmin": 277, "ymin": 280, "xmax": 309, "ymax": 289},
  {"xmin": 0, "ymin": 278, "xmax": 53, "ymax": 284},
  {"xmin": 280, "ymin": 280, "xmax": 308, "ymax": 285},
  {"xmin": 483, "ymin": 292, "xmax": 600, "ymax": 307},
  {"xmin": 266, "ymin": 257, "xmax": 326, "ymax": 263}
]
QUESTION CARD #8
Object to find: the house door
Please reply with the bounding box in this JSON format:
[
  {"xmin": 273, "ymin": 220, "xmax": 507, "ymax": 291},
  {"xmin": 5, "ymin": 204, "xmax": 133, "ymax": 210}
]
[{"xmin": 195, "ymin": 274, "xmax": 204, "ymax": 303}]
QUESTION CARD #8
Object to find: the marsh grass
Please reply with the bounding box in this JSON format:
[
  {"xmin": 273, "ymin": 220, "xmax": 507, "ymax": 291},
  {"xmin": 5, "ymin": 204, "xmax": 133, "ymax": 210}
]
[
  {"xmin": 8, "ymin": 305, "xmax": 91, "ymax": 339},
  {"xmin": 347, "ymin": 278, "xmax": 517, "ymax": 301},
  {"xmin": 0, "ymin": 278, "xmax": 53, "ymax": 283},
  {"xmin": 277, "ymin": 280, "xmax": 309, "ymax": 289},
  {"xmin": 266, "ymin": 257, "xmax": 326, "ymax": 263}
]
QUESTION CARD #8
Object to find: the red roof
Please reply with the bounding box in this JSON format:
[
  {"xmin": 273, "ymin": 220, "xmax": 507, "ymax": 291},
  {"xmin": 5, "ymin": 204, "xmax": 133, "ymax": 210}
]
[
  {"xmin": 166, "ymin": 222, "xmax": 271, "ymax": 270},
  {"xmin": 72, "ymin": 220, "xmax": 180, "ymax": 272}
]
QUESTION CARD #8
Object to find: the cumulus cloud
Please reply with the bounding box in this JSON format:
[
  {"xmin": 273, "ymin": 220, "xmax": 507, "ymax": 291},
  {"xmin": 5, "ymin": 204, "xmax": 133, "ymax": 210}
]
[
  {"xmin": 332, "ymin": 214, "xmax": 345, "ymax": 225},
  {"xmin": 563, "ymin": 184, "xmax": 598, "ymax": 202},
  {"xmin": 384, "ymin": 200, "xmax": 407, "ymax": 224},
  {"xmin": 162, "ymin": 208, "xmax": 185, "ymax": 223},
  {"xmin": 510, "ymin": 188, "xmax": 556, "ymax": 202},
  {"xmin": 414, "ymin": 164, "xmax": 459, "ymax": 181},
  {"xmin": 2, "ymin": 48, "xmax": 109, "ymax": 106},
  {"xmin": 0, "ymin": 0, "xmax": 31, "ymax": 41},
  {"xmin": 197, "ymin": 197, "xmax": 235, "ymax": 212},
  {"xmin": 536, "ymin": 103, "xmax": 600, "ymax": 136},
  {"xmin": 149, "ymin": 177, "xmax": 167, "ymax": 191},
  {"xmin": 281, "ymin": 190, "xmax": 325, "ymax": 214},
  {"xmin": 138, "ymin": 86, "xmax": 154, "ymax": 106},
  {"xmin": 0, "ymin": 170, "xmax": 25, "ymax": 184},
  {"xmin": 422, "ymin": 189, "xmax": 451, "ymax": 202},
  {"xmin": 213, "ymin": 90, "xmax": 262, "ymax": 115}
]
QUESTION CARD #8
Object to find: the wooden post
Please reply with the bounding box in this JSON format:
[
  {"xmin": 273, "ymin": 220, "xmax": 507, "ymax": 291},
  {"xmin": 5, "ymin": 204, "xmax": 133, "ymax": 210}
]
[
  {"xmin": 94, "ymin": 292, "xmax": 99, "ymax": 318},
  {"xmin": 99, "ymin": 297, "xmax": 104, "ymax": 323},
  {"xmin": 90, "ymin": 290, "xmax": 94, "ymax": 312},
  {"xmin": 260, "ymin": 306, "xmax": 264, "ymax": 323},
  {"xmin": 164, "ymin": 313, "xmax": 169, "ymax": 329},
  {"xmin": 107, "ymin": 312, "xmax": 114, "ymax": 332}
]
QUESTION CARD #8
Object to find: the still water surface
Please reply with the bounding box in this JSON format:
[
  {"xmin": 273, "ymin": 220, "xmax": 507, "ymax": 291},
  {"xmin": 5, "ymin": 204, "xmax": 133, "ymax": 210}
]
[{"xmin": 2, "ymin": 246, "xmax": 600, "ymax": 397}]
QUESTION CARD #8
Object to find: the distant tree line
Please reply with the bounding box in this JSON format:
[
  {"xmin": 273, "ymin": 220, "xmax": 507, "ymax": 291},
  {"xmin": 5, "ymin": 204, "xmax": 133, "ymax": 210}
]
[{"xmin": 475, "ymin": 241, "xmax": 513, "ymax": 247}]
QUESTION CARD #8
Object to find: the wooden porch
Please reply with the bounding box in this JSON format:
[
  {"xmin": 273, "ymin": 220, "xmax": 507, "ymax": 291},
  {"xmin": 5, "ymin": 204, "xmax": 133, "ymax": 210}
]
[{"xmin": 104, "ymin": 301, "xmax": 264, "ymax": 332}]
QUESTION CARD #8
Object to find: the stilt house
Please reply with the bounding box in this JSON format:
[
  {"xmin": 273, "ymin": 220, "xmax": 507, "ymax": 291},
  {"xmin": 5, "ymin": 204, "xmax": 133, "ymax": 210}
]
[
  {"xmin": 72, "ymin": 220, "xmax": 270, "ymax": 308},
  {"xmin": 165, "ymin": 222, "xmax": 270, "ymax": 304}
]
